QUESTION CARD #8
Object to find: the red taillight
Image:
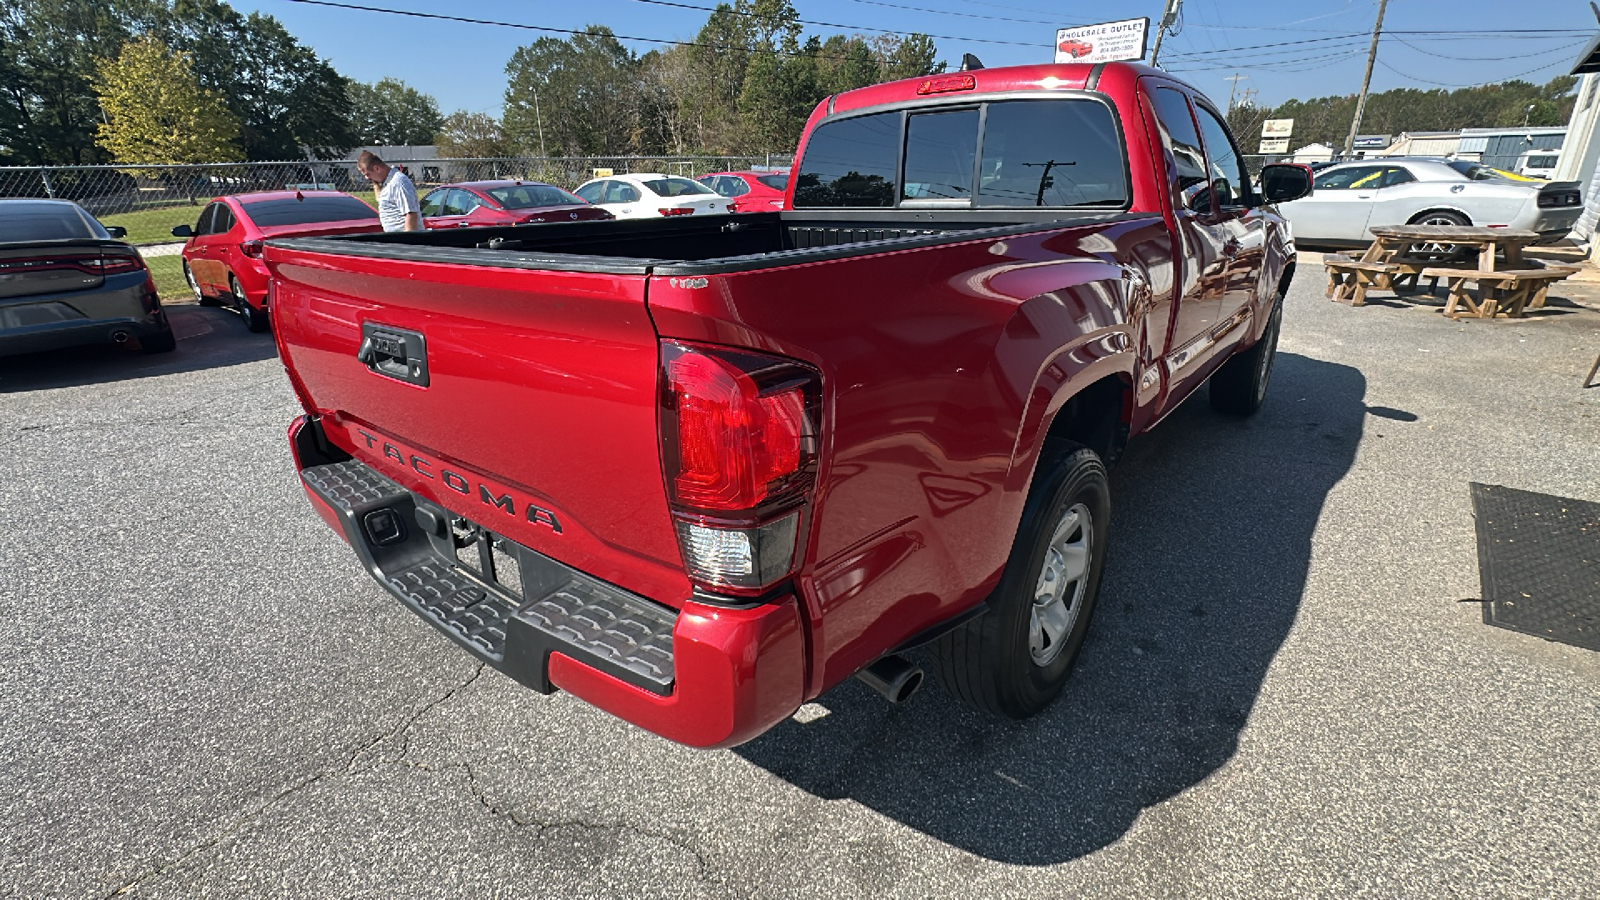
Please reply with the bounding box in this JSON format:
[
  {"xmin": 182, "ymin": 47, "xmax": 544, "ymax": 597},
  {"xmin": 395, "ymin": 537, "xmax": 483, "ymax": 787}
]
[
  {"xmin": 661, "ymin": 342, "xmax": 821, "ymax": 593},
  {"xmin": 241, "ymin": 239, "xmax": 264, "ymax": 258},
  {"xmin": 917, "ymin": 74, "xmax": 976, "ymax": 95},
  {"xmin": 727, "ymin": 202, "xmax": 741, "ymax": 212},
  {"xmin": 659, "ymin": 207, "xmax": 695, "ymax": 217}
]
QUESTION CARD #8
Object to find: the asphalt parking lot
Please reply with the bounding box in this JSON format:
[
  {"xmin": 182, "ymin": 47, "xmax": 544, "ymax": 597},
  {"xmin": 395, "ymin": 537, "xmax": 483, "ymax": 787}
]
[{"xmin": 3, "ymin": 258, "xmax": 1598, "ymax": 898}]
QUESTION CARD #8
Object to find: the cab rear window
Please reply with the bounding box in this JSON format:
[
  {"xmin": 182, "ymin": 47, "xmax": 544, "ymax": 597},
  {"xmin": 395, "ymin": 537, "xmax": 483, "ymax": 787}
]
[
  {"xmin": 792, "ymin": 97, "xmax": 1128, "ymax": 209},
  {"xmin": 241, "ymin": 196, "xmax": 378, "ymax": 226}
]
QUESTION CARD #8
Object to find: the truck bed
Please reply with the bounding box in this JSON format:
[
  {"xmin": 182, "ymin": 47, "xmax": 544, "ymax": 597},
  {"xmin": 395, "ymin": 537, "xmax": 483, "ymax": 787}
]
[{"xmin": 269, "ymin": 209, "xmax": 1147, "ymax": 276}]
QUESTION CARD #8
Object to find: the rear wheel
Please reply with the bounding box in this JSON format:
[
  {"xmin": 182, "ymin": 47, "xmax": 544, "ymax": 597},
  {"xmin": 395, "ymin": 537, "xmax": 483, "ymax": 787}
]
[
  {"xmin": 187, "ymin": 262, "xmax": 220, "ymax": 307},
  {"xmin": 1407, "ymin": 210, "xmax": 1470, "ymax": 261},
  {"xmin": 1210, "ymin": 296, "xmax": 1283, "ymax": 416},
  {"xmin": 930, "ymin": 446, "xmax": 1110, "ymax": 718},
  {"xmin": 231, "ymin": 274, "xmax": 268, "ymax": 333}
]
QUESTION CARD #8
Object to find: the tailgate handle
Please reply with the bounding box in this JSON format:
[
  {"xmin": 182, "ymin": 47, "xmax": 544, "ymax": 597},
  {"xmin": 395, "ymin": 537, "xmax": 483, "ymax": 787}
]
[{"xmin": 357, "ymin": 322, "xmax": 430, "ymax": 387}]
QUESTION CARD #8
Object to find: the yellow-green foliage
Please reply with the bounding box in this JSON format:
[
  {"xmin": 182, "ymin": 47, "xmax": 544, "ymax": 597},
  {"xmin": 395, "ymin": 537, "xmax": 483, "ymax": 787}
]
[{"xmin": 95, "ymin": 37, "xmax": 243, "ymax": 165}]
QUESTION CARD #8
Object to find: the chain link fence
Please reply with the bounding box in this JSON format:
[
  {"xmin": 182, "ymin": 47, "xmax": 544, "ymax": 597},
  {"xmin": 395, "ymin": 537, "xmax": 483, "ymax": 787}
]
[{"xmin": 0, "ymin": 155, "xmax": 794, "ymax": 220}]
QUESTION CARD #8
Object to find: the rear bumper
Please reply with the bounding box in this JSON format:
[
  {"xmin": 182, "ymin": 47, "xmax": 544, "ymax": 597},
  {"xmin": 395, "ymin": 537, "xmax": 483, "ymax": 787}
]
[
  {"xmin": 0, "ymin": 279, "xmax": 167, "ymax": 356},
  {"xmin": 289, "ymin": 415, "xmax": 807, "ymax": 748}
]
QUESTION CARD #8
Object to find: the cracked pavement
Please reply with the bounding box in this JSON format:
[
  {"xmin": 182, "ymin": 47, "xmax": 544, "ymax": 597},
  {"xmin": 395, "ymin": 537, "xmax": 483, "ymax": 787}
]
[{"xmin": 3, "ymin": 275, "xmax": 1599, "ymax": 898}]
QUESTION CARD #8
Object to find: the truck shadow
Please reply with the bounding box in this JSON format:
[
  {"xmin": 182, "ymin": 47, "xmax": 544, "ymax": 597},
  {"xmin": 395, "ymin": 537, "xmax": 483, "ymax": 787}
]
[
  {"xmin": 0, "ymin": 307, "xmax": 277, "ymax": 392},
  {"xmin": 733, "ymin": 352, "xmax": 1368, "ymax": 865}
]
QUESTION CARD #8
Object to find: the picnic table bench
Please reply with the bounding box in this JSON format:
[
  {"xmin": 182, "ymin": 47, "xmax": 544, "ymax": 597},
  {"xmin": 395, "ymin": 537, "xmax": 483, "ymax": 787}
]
[{"xmin": 1322, "ymin": 224, "xmax": 1579, "ymax": 318}]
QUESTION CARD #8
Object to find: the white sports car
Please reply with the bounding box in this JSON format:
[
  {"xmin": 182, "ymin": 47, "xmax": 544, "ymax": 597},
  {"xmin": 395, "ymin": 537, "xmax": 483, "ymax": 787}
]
[
  {"xmin": 572, "ymin": 173, "xmax": 729, "ymax": 220},
  {"xmin": 1277, "ymin": 157, "xmax": 1582, "ymax": 247}
]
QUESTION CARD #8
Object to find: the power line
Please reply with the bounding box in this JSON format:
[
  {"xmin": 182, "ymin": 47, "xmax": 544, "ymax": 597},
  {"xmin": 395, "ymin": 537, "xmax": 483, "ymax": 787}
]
[
  {"xmin": 617, "ymin": 0, "xmax": 1047, "ymax": 48},
  {"xmin": 1374, "ymin": 51, "xmax": 1585, "ymax": 89}
]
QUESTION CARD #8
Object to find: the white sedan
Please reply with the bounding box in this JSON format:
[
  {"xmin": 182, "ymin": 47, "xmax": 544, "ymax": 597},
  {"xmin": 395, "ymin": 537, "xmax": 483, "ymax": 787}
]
[
  {"xmin": 572, "ymin": 173, "xmax": 729, "ymax": 220},
  {"xmin": 1277, "ymin": 157, "xmax": 1583, "ymax": 247}
]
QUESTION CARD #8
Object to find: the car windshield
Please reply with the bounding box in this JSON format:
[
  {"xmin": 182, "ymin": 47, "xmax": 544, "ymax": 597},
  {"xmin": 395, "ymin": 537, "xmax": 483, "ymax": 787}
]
[
  {"xmin": 242, "ymin": 196, "xmax": 378, "ymax": 226},
  {"xmin": 0, "ymin": 201, "xmax": 105, "ymax": 242},
  {"xmin": 643, "ymin": 177, "xmax": 715, "ymax": 197},
  {"xmin": 756, "ymin": 174, "xmax": 788, "ymax": 191},
  {"xmin": 486, "ymin": 184, "xmax": 586, "ymax": 209}
]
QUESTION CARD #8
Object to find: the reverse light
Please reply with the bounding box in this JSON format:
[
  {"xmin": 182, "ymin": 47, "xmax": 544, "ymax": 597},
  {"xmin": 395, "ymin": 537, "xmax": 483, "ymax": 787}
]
[
  {"xmin": 240, "ymin": 239, "xmax": 265, "ymax": 258},
  {"xmin": 660, "ymin": 341, "xmax": 821, "ymax": 594},
  {"xmin": 917, "ymin": 74, "xmax": 976, "ymax": 95}
]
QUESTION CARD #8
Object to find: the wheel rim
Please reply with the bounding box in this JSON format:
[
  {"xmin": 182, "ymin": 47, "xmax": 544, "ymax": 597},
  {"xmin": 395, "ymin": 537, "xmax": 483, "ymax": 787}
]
[
  {"xmin": 185, "ymin": 264, "xmax": 201, "ymax": 301},
  {"xmin": 1413, "ymin": 215, "xmax": 1463, "ymax": 257},
  {"xmin": 1030, "ymin": 502, "xmax": 1092, "ymax": 667},
  {"xmin": 232, "ymin": 279, "xmax": 248, "ymax": 316}
]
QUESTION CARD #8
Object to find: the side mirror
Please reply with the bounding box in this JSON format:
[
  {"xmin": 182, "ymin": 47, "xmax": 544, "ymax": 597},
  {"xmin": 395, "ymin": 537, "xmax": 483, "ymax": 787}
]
[
  {"xmin": 104, "ymin": 225, "xmax": 127, "ymax": 238},
  {"xmin": 171, "ymin": 224, "xmax": 193, "ymax": 238},
  {"xmin": 1260, "ymin": 163, "xmax": 1314, "ymax": 204}
]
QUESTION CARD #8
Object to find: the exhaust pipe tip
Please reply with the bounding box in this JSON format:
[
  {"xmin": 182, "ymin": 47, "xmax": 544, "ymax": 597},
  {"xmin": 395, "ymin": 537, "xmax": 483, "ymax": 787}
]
[
  {"xmin": 110, "ymin": 330, "xmax": 131, "ymax": 344},
  {"xmin": 856, "ymin": 654, "xmax": 924, "ymax": 704}
]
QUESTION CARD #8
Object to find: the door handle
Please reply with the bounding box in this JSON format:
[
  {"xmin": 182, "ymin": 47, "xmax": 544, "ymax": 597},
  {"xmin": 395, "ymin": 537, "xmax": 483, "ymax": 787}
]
[{"xmin": 358, "ymin": 322, "xmax": 430, "ymax": 387}]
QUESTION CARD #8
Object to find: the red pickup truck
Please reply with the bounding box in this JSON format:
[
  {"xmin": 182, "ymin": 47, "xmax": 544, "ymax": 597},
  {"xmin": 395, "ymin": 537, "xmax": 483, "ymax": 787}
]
[{"xmin": 266, "ymin": 62, "xmax": 1312, "ymax": 748}]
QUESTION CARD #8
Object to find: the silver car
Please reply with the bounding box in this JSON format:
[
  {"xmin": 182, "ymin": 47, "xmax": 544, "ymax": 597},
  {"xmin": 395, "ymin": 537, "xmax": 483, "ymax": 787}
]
[{"xmin": 1277, "ymin": 157, "xmax": 1583, "ymax": 247}]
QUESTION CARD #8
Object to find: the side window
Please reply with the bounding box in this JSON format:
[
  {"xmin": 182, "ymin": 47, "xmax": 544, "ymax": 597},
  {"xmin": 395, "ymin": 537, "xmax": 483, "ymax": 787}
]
[
  {"xmin": 1193, "ymin": 106, "xmax": 1247, "ymax": 209},
  {"xmin": 902, "ymin": 108, "xmax": 979, "ymax": 204},
  {"xmin": 976, "ymin": 100, "xmax": 1127, "ymax": 208},
  {"xmin": 195, "ymin": 204, "xmax": 220, "ymax": 235},
  {"xmin": 792, "ymin": 111, "xmax": 899, "ymax": 208},
  {"xmin": 1313, "ymin": 165, "xmax": 1388, "ymax": 190},
  {"xmin": 1381, "ymin": 166, "xmax": 1416, "ymax": 188},
  {"xmin": 213, "ymin": 205, "xmax": 236, "ymax": 234},
  {"xmin": 606, "ymin": 182, "xmax": 639, "ymax": 204},
  {"xmin": 725, "ymin": 177, "xmax": 750, "ymax": 197},
  {"xmin": 459, "ymin": 191, "xmax": 484, "ymax": 213},
  {"xmin": 1148, "ymin": 88, "xmax": 1211, "ymax": 214},
  {"xmin": 441, "ymin": 189, "xmax": 469, "ymax": 216},
  {"xmin": 574, "ymin": 182, "xmax": 604, "ymax": 204},
  {"xmin": 420, "ymin": 190, "xmax": 443, "ymax": 217}
]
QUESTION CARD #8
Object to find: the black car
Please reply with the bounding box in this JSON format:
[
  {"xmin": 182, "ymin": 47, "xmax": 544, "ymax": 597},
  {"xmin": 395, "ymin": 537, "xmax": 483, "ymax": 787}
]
[{"xmin": 0, "ymin": 199, "xmax": 174, "ymax": 356}]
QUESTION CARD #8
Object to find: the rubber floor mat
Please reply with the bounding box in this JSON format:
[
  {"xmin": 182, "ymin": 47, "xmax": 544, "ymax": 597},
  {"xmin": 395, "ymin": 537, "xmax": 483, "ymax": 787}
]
[{"xmin": 1471, "ymin": 483, "xmax": 1600, "ymax": 652}]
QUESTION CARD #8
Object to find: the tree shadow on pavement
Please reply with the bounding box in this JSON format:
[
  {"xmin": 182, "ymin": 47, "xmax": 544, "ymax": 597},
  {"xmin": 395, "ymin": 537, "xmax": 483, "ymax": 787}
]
[
  {"xmin": 734, "ymin": 352, "xmax": 1369, "ymax": 865},
  {"xmin": 0, "ymin": 306, "xmax": 277, "ymax": 392}
]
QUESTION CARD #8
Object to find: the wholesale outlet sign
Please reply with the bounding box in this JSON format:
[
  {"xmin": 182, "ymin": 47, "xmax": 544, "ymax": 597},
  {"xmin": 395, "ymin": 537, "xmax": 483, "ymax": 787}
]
[{"xmin": 1054, "ymin": 18, "xmax": 1150, "ymax": 64}]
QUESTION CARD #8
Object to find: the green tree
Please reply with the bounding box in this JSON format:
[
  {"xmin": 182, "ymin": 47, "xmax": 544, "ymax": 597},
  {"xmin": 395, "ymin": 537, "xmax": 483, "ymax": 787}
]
[
  {"xmin": 158, "ymin": 0, "xmax": 354, "ymax": 158},
  {"xmin": 879, "ymin": 33, "xmax": 941, "ymax": 81},
  {"xmin": 348, "ymin": 78, "xmax": 444, "ymax": 146},
  {"xmin": 94, "ymin": 35, "xmax": 241, "ymax": 164},
  {"xmin": 504, "ymin": 26, "xmax": 639, "ymax": 155},
  {"xmin": 0, "ymin": 0, "xmax": 135, "ymax": 164},
  {"xmin": 435, "ymin": 110, "xmax": 512, "ymax": 158}
]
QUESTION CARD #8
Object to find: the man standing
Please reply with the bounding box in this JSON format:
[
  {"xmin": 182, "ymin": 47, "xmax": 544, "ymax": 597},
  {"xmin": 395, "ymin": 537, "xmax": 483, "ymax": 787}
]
[{"xmin": 357, "ymin": 150, "xmax": 421, "ymax": 232}]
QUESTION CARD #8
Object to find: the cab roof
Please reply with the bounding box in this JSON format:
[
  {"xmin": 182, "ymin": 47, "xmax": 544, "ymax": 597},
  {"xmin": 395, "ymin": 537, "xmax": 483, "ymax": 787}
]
[{"xmin": 826, "ymin": 61, "xmax": 1184, "ymax": 117}]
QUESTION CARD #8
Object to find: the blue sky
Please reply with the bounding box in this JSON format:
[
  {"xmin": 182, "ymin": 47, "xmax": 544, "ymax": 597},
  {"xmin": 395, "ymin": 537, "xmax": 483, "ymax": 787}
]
[{"xmin": 236, "ymin": 0, "xmax": 1600, "ymax": 117}]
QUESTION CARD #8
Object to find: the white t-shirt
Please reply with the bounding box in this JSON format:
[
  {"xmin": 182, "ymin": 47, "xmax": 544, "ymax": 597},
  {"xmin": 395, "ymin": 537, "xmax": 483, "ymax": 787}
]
[{"xmin": 376, "ymin": 168, "xmax": 420, "ymax": 231}]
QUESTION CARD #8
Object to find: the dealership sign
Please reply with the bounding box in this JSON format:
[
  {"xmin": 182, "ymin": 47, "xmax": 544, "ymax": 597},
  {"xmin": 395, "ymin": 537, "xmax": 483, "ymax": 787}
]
[
  {"xmin": 1262, "ymin": 119, "xmax": 1295, "ymax": 138},
  {"xmin": 1259, "ymin": 139, "xmax": 1290, "ymax": 154},
  {"xmin": 1054, "ymin": 18, "xmax": 1149, "ymax": 64}
]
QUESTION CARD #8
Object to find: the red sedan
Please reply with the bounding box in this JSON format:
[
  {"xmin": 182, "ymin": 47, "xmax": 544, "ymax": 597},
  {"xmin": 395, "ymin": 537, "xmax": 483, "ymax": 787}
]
[
  {"xmin": 696, "ymin": 171, "xmax": 789, "ymax": 213},
  {"xmin": 1058, "ymin": 39, "xmax": 1094, "ymax": 58},
  {"xmin": 172, "ymin": 191, "xmax": 381, "ymax": 332},
  {"xmin": 419, "ymin": 181, "xmax": 612, "ymax": 229}
]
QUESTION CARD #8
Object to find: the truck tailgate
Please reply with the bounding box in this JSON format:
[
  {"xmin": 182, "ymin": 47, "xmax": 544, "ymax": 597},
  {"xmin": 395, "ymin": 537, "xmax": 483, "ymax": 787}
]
[{"xmin": 266, "ymin": 244, "xmax": 691, "ymax": 605}]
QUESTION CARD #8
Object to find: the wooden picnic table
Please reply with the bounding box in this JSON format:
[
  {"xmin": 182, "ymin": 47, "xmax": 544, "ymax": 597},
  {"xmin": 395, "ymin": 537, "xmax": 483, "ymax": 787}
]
[
  {"xmin": 1361, "ymin": 224, "xmax": 1541, "ymax": 273},
  {"xmin": 1324, "ymin": 224, "xmax": 1578, "ymax": 318}
]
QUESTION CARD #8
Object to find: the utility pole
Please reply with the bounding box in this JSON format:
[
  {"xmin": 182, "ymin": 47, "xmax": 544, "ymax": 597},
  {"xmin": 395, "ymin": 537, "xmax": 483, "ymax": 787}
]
[
  {"xmin": 1343, "ymin": 0, "xmax": 1389, "ymax": 160},
  {"xmin": 1149, "ymin": 0, "xmax": 1184, "ymax": 68},
  {"xmin": 1224, "ymin": 74, "xmax": 1249, "ymax": 113}
]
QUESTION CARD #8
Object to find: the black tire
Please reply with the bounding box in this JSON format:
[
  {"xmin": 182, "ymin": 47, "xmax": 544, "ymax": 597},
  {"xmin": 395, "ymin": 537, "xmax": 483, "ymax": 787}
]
[
  {"xmin": 187, "ymin": 262, "xmax": 221, "ymax": 307},
  {"xmin": 139, "ymin": 325, "xmax": 177, "ymax": 354},
  {"xmin": 929, "ymin": 446, "xmax": 1111, "ymax": 718},
  {"xmin": 1210, "ymin": 296, "xmax": 1283, "ymax": 416},
  {"xmin": 232, "ymin": 274, "xmax": 269, "ymax": 333}
]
